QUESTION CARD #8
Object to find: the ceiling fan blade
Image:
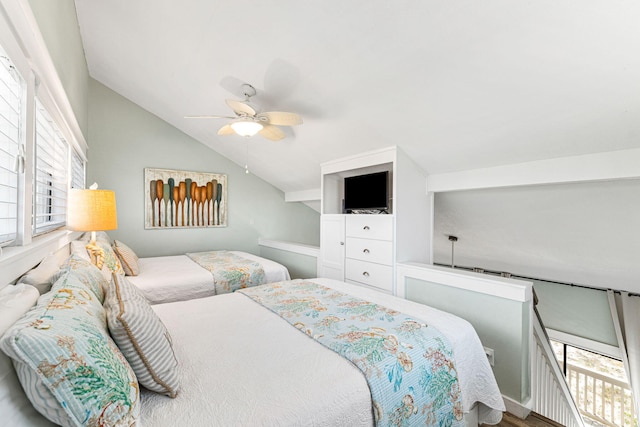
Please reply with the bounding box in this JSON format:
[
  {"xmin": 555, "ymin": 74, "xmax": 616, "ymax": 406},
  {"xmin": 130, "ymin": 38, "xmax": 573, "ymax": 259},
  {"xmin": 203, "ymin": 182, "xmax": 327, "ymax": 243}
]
[
  {"xmin": 260, "ymin": 111, "xmax": 303, "ymax": 126},
  {"xmin": 217, "ymin": 124, "xmax": 235, "ymax": 136},
  {"xmin": 226, "ymin": 99, "xmax": 256, "ymax": 116},
  {"xmin": 184, "ymin": 115, "xmax": 235, "ymax": 119},
  {"xmin": 259, "ymin": 124, "xmax": 285, "ymax": 141}
]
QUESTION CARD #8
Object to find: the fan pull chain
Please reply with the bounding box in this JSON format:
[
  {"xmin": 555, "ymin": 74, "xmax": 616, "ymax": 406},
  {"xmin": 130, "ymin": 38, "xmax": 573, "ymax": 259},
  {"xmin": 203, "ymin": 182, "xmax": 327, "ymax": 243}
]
[{"xmin": 244, "ymin": 141, "xmax": 250, "ymax": 174}]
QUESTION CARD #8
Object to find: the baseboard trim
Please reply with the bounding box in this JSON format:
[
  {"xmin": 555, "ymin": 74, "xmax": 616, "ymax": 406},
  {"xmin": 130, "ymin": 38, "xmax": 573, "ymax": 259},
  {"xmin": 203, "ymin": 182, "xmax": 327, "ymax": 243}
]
[{"xmin": 503, "ymin": 395, "xmax": 532, "ymax": 420}]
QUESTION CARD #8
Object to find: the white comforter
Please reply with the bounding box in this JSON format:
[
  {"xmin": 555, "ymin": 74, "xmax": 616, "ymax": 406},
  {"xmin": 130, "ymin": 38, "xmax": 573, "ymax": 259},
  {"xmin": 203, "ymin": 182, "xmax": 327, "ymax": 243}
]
[
  {"xmin": 141, "ymin": 278, "xmax": 504, "ymax": 426},
  {"xmin": 128, "ymin": 251, "xmax": 291, "ymax": 304}
]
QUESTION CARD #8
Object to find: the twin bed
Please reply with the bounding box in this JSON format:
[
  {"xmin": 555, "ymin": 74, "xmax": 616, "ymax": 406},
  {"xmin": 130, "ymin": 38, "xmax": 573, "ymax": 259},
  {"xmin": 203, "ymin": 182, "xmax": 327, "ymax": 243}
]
[
  {"xmin": 127, "ymin": 252, "xmax": 290, "ymax": 304},
  {"xmin": 71, "ymin": 233, "xmax": 291, "ymax": 304},
  {"xmin": 0, "ymin": 238, "xmax": 505, "ymax": 426}
]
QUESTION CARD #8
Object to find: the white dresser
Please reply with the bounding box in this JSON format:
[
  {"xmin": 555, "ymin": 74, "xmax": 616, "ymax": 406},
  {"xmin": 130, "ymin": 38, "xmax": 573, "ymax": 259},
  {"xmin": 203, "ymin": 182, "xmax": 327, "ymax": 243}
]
[
  {"xmin": 344, "ymin": 215, "xmax": 394, "ymax": 293},
  {"xmin": 319, "ymin": 146, "xmax": 432, "ymax": 296}
]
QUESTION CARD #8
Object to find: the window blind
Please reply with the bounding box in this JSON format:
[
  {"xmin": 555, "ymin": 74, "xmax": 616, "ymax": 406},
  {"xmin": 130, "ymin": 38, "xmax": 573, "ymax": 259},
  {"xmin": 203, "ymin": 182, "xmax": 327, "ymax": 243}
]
[
  {"xmin": 0, "ymin": 51, "xmax": 22, "ymax": 245},
  {"xmin": 70, "ymin": 149, "xmax": 85, "ymax": 189},
  {"xmin": 34, "ymin": 99, "xmax": 68, "ymax": 235}
]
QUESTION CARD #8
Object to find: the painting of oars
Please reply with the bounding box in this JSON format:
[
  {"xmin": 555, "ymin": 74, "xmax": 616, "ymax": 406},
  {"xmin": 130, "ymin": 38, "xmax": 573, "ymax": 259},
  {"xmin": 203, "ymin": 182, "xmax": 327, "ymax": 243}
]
[
  {"xmin": 185, "ymin": 178, "xmax": 192, "ymax": 226},
  {"xmin": 200, "ymin": 186, "xmax": 207, "ymax": 225},
  {"xmin": 179, "ymin": 181, "xmax": 186, "ymax": 226},
  {"xmin": 173, "ymin": 186, "xmax": 179, "ymax": 227},
  {"xmin": 156, "ymin": 180, "xmax": 164, "ymax": 227},
  {"xmin": 190, "ymin": 181, "xmax": 197, "ymax": 226},
  {"xmin": 206, "ymin": 182, "xmax": 213, "ymax": 226},
  {"xmin": 150, "ymin": 180, "xmax": 157, "ymax": 227},
  {"xmin": 168, "ymin": 178, "xmax": 175, "ymax": 226},
  {"xmin": 216, "ymin": 182, "xmax": 222, "ymax": 225},
  {"xmin": 211, "ymin": 179, "xmax": 218, "ymax": 225},
  {"xmin": 196, "ymin": 186, "xmax": 204, "ymax": 226},
  {"xmin": 163, "ymin": 184, "xmax": 170, "ymax": 227}
]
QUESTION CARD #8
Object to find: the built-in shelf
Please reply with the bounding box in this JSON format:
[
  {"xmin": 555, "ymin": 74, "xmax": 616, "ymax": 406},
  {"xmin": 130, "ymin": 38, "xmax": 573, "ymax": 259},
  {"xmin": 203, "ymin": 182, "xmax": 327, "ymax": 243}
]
[{"xmin": 319, "ymin": 146, "xmax": 431, "ymax": 295}]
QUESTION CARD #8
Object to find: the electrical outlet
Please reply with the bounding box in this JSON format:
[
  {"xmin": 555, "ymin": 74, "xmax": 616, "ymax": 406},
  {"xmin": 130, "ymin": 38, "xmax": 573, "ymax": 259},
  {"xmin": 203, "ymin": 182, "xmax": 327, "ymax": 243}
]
[{"xmin": 484, "ymin": 347, "xmax": 495, "ymax": 366}]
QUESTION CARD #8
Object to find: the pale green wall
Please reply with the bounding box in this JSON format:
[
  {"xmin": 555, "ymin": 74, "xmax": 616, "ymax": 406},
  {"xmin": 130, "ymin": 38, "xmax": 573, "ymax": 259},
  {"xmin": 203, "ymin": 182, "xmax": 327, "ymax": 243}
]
[
  {"xmin": 258, "ymin": 247, "xmax": 318, "ymax": 279},
  {"xmin": 405, "ymin": 277, "xmax": 531, "ymax": 404},
  {"xmin": 87, "ymin": 79, "xmax": 320, "ymax": 257},
  {"xmin": 28, "ymin": 0, "xmax": 89, "ymax": 138}
]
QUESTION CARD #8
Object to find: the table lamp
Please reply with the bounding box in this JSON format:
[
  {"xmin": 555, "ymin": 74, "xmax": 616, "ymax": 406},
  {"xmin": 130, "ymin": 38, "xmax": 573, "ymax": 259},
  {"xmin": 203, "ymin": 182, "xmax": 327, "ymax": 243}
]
[{"xmin": 67, "ymin": 183, "xmax": 118, "ymax": 269}]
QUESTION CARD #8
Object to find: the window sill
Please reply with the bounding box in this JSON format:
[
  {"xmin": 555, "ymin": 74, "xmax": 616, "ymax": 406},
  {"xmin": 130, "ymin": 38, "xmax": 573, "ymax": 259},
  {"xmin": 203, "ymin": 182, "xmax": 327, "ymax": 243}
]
[{"xmin": 0, "ymin": 229, "xmax": 81, "ymax": 285}]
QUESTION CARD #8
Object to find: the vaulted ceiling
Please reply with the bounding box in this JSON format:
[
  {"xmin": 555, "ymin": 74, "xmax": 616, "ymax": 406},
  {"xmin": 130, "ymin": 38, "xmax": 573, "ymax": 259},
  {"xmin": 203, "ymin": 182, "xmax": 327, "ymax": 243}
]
[{"xmin": 74, "ymin": 0, "xmax": 640, "ymax": 197}]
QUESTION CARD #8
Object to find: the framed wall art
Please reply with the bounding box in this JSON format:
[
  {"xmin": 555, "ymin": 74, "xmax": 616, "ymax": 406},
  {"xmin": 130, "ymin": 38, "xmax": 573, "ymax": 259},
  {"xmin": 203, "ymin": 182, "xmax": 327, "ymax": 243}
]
[{"xmin": 144, "ymin": 168, "xmax": 227, "ymax": 229}]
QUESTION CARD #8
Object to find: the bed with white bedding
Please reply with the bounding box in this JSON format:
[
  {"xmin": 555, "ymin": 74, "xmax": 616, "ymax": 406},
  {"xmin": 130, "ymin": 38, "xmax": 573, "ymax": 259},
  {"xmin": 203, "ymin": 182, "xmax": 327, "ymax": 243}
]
[
  {"xmin": 127, "ymin": 251, "xmax": 291, "ymax": 304},
  {"xmin": 71, "ymin": 233, "xmax": 291, "ymax": 304},
  {"xmin": 0, "ymin": 255, "xmax": 504, "ymax": 427},
  {"xmin": 140, "ymin": 278, "xmax": 505, "ymax": 426}
]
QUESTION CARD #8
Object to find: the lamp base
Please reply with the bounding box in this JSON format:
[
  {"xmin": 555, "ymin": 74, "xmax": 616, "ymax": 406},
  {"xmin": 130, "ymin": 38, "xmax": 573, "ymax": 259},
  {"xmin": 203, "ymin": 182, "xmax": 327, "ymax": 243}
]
[{"xmin": 85, "ymin": 240, "xmax": 105, "ymax": 270}]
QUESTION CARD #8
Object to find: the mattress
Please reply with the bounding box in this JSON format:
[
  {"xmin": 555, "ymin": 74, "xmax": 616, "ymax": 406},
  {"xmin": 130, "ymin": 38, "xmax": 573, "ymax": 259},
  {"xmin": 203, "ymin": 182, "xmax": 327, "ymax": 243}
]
[
  {"xmin": 127, "ymin": 251, "xmax": 291, "ymax": 304},
  {"xmin": 140, "ymin": 278, "xmax": 504, "ymax": 426}
]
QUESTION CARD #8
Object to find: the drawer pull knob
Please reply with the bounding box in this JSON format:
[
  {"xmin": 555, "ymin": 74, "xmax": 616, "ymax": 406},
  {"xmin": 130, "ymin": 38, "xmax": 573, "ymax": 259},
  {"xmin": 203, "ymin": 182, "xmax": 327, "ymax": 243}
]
[
  {"xmin": 340, "ymin": 241, "xmax": 344, "ymax": 246},
  {"xmin": 362, "ymin": 271, "xmax": 370, "ymax": 277},
  {"xmin": 363, "ymin": 225, "xmax": 370, "ymax": 230},
  {"xmin": 363, "ymin": 248, "xmax": 370, "ymax": 253}
]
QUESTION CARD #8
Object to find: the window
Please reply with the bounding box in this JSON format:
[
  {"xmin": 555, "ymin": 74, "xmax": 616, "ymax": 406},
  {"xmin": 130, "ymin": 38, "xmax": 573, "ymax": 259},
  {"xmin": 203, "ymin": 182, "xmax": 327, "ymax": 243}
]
[
  {"xmin": 70, "ymin": 149, "xmax": 85, "ymax": 189},
  {"xmin": 551, "ymin": 340, "xmax": 636, "ymax": 427},
  {"xmin": 33, "ymin": 99, "xmax": 68, "ymax": 235},
  {"xmin": 0, "ymin": 49, "xmax": 23, "ymax": 246}
]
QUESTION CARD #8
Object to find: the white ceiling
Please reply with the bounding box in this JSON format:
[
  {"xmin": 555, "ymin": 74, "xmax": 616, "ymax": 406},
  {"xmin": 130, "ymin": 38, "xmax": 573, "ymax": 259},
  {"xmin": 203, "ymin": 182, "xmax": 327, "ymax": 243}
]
[{"xmin": 74, "ymin": 0, "xmax": 640, "ymax": 195}]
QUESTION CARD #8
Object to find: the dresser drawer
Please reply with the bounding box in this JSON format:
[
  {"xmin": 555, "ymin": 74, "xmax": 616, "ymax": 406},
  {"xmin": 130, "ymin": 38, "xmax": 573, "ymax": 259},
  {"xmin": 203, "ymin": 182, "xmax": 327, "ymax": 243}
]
[
  {"xmin": 346, "ymin": 237, "xmax": 393, "ymax": 265},
  {"xmin": 345, "ymin": 259, "xmax": 393, "ymax": 293},
  {"xmin": 345, "ymin": 215, "xmax": 393, "ymax": 240}
]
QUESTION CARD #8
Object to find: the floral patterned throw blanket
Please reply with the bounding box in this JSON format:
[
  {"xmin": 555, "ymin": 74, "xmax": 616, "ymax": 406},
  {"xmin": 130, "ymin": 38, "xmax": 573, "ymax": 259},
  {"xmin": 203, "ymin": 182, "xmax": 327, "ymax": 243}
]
[
  {"xmin": 186, "ymin": 250, "xmax": 266, "ymax": 295},
  {"xmin": 239, "ymin": 280, "xmax": 465, "ymax": 427}
]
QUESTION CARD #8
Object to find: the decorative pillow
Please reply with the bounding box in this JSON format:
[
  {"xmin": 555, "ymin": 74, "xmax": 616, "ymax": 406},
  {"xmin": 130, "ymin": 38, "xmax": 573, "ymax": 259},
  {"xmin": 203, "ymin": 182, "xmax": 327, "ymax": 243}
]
[
  {"xmin": 113, "ymin": 240, "xmax": 140, "ymax": 276},
  {"xmin": 0, "ymin": 272, "xmax": 139, "ymax": 426},
  {"xmin": 17, "ymin": 254, "xmax": 62, "ymax": 294},
  {"xmin": 105, "ymin": 274, "xmax": 179, "ymax": 397},
  {"xmin": 70, "ymin": 239, "xmax": 116, "ymax": 283},
  {"xmin": 52, "ymin": 254, "xmax": 108, "ymax": 304},
  {"xmin": 95, "ymin": 240, "xmax": 125, "ymax": 276},
  {"xmin": 95, "ymin": 231, "xmax": 112, "ymax": 244},
  {"xmin": 69, "ymin": 240, "xmax": 91, "ymax": 260}
]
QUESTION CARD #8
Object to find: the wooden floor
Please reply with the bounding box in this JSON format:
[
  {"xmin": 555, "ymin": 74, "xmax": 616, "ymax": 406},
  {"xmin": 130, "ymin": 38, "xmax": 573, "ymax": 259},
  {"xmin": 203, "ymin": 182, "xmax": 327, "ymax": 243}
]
[{"xmin": 483, "ymin": 412, "xmax": 565, "ymax": 427}]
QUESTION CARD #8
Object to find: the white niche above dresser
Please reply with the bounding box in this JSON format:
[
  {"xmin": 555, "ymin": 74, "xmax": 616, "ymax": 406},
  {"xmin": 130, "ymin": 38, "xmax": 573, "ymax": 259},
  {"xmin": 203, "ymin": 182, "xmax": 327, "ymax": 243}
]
[{"xmin": 319, "ymin": 146, "xmax": 432, "ymax": 295}]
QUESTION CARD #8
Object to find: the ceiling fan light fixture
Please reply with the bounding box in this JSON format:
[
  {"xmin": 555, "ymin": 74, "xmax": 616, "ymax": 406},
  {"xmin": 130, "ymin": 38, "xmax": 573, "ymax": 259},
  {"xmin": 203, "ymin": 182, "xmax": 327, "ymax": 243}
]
[{"xmin": 230, "ymin": 120, "xmax": 263, "ymax": 137}]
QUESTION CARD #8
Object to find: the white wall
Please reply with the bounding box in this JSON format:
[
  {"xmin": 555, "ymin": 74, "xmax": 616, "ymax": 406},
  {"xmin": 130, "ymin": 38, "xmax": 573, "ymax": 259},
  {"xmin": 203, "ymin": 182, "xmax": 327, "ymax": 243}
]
[
  {"xmin": 87, "ymin": 79, "xmax": 320, "ymax": 257},
  {"xmin": 433, "ymin": 179, "xmax": 640, "ymax": 293}
]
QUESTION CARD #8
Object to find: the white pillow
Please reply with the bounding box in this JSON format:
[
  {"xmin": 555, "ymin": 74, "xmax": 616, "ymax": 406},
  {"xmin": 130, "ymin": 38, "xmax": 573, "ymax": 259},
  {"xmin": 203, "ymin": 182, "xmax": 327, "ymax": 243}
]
[
  {"xmin": 0, "ymin": 283, "xmax": 40, "ymax": 337},
  {"xmin": 17, "ymin": 254, "xmax": 61, "ymax": 294}
]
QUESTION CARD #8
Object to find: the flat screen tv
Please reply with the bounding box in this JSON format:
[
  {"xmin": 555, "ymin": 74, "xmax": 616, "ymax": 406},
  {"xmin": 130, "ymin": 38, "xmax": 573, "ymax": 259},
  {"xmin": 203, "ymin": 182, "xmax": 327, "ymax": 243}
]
[{"xmin": 343, "ymin": 171, "xmax": 389, "ymax": 213}]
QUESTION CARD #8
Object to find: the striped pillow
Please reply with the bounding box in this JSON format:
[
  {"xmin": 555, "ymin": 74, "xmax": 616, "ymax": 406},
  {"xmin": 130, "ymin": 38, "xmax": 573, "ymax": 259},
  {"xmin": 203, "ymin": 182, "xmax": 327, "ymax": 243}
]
[
  {"xmin": 113, "ymin": 240, "xmax": 140, "ymax": 276},
  {"xmin": 105, "ymin": 274, "xmax": 180, "ymax": 397}
]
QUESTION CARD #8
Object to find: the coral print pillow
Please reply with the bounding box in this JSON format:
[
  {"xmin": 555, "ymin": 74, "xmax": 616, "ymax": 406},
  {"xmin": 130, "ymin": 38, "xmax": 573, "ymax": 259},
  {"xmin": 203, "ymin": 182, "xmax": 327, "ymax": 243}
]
[{"xmin": 0, "ymin": 266, "xmax": 140, "ymax": 426}]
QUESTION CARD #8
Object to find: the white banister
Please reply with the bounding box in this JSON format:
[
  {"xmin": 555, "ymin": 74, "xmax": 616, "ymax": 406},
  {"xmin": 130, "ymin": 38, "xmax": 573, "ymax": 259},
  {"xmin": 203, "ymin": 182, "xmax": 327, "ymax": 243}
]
[{"xmin": 532, "ymin": 311, "xmax": 586, "ymax": 427}]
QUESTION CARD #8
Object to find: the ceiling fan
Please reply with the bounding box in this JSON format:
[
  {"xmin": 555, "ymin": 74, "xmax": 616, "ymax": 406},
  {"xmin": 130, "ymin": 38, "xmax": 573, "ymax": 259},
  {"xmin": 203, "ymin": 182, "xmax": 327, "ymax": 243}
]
[{"xmin": 185, "ymin": 84, "xmax": 302, "ymax": 141}]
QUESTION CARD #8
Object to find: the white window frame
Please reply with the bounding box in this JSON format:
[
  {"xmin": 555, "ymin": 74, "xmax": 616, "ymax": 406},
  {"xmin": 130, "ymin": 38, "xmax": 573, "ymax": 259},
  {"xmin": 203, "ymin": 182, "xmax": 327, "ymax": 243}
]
[
  {"xmin": 33, "ymin": 98, "xmax": 69, "ymax": 235},
  {"xmin": 0, "ymin": 49, "xmax": 23, "ymax": 246},
  {"xmin": 0, "ymin": 0, "xmax": 87, "ymax": 283}
]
